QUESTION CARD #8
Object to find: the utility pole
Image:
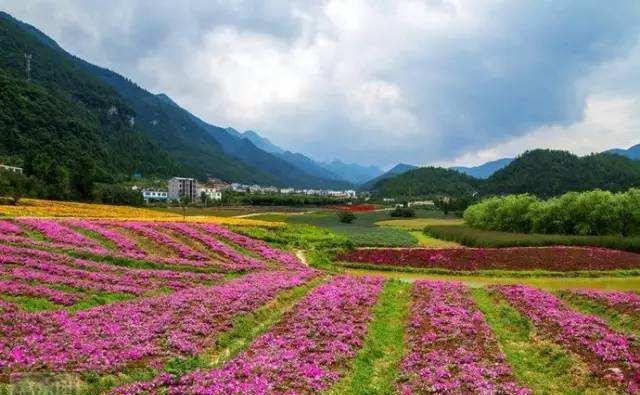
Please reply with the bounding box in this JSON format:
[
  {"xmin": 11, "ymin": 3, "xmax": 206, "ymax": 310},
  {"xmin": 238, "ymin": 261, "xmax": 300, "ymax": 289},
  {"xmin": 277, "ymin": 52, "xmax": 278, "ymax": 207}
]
[{"xmin": 24, "ymin": 52, "xmax": 32, "ymax": 82}]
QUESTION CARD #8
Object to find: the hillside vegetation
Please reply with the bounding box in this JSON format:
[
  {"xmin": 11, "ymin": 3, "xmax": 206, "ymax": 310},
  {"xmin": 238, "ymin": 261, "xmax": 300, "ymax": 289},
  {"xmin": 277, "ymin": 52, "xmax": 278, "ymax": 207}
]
[{"xmin": 369, "ymin": 149, "xmax": 640, "ymax": 199}]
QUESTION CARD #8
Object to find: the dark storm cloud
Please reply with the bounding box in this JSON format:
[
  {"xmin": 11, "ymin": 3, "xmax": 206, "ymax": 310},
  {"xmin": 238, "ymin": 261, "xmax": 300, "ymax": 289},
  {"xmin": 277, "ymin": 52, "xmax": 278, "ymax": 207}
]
[{"xmin": 2, "ymin": 0, "xmax": 640, "ymax": 166}]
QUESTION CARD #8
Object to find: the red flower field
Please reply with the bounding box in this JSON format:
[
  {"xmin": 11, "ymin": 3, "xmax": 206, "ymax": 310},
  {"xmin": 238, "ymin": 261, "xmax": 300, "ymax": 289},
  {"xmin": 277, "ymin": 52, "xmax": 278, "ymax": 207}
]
[{"xmin": 337, "ymin": 246, "xmax": 640, "ymax": 271}]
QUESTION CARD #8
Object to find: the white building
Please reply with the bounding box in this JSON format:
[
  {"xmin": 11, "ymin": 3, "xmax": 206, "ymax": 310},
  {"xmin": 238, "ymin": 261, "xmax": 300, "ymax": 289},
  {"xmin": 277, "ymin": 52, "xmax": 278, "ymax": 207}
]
[
  {"xmin": 280, "ymin": 187, "xmax": 295, "ymax": 194},
  {"xmin": 168, "ymin": 177, "xmax": 197, "ymax": 202},
  {"xmin": 197, "ymin": 187, "xmax": 222, "ymax": 201},
  {"xmin": 142, "ymin": 190, "xmax": 168, "ymax": 202}
]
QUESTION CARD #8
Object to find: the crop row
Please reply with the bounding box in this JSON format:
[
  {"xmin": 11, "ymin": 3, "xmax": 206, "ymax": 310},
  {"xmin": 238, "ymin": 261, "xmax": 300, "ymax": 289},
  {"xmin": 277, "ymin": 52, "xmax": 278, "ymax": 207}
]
[
  {"xmin": 561, "ymin": 288, "xmax": 640, "ymax": 317},
  {"xmin": 493, "ymin": 285, "xmax": 640, "ymax": 393},
  {"xmin": 1, "ymin": 271, "xmax": 315, "ymax": 375},
  {"xmin": 398, "ymin": 280, "xmax": 528, "ymax": 394},
  {"xmin": 0, "ymin": 244, "xmax": 223, "ymax": 297},
  {"xmin": 0, "ymin": 219, "xmax": 302, "ymax": 271},
  {"xmin": 338, "ymin": 246, "xmax": 640, "ymax": 271},
  {"xmin": 113, "ymin": 275, "xmax": 383, "ymax": 394}
]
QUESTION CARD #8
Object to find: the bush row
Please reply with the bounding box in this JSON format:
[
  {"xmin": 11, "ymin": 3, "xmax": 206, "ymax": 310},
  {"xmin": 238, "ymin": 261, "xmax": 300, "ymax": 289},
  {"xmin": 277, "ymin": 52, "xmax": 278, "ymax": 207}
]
[
  {"xmin": 424, "ymin": 224, "xmax": 640, "ymax": 253},
  {"xmin": 464, "ymin": 189, "xmax": 640, "ymax": 236}
]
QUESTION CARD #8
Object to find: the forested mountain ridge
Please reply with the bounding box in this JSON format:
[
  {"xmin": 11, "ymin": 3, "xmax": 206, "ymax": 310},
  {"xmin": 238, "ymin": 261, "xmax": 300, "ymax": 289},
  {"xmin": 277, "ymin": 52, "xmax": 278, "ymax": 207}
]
[
  {"xmin": 369, "ymin": 149, "xmax": 640, "ymax": 199},
  {"xmin": 0, "ymin": 11, "xmax": 182, "ymax": 199},
  {"xmin": 0, "ymin": 11, "xmax": 352, "ymax": 190}
]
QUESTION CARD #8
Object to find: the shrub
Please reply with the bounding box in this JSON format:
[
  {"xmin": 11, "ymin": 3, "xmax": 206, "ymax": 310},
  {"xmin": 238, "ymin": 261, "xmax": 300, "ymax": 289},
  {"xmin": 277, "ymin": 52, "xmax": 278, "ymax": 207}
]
[
  {"xmin": 337, "ymin": 211, "xmax": 357, "ymax": 224},
  {"xmin": 464, "ymin": 188, "xmax": 640, "ymax": 236},
  {"xmin": 390, "ymin": 207, "xmax": 416, "ymax": 218}
]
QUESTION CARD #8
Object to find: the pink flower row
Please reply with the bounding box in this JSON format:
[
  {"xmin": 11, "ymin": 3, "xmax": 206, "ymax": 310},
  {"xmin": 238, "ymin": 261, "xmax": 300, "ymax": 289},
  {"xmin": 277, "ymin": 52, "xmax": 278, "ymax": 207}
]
[
  {"xmin": 493, "ymin": 285, "xmax": 640, "ymax": 393},
  {"xmin": 114, "ymin": 275, "xmax": 382, "ymax": 395},
  {"xmin": 398, "ymin": 281, "xmax": 529, "ymax": 394},
  {"xmin": 163, "ymin": 222, "xmax": 265, "ymax": 271},
  {"xmin": 0, "ymin": 244, "xmax": 222, "ymax": 292},
  {"xmin": 0, "ymin": 279, "xmax": 78, "ymax": 306},
  {"xmin": 0, "ymin": 220, "xmax": 22, "ymax": 235},
  {"xmin": 563, "ymin": 288, "xmax": 640, "ymax": 317},
  {"xmin": 2, "ymin": 271, "xmax": 316, "ymax": 375},
  {"xmin": 16, "ymin": 218, "xmax": 107, "ymax": 252},
  {"xmin": 200, "ymin": 224, "xmax": 306, "ymax": 271}
]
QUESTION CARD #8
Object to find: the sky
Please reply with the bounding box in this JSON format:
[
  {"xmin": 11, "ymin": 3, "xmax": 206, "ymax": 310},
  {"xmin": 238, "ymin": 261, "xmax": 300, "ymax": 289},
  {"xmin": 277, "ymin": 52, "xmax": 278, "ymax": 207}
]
[{"xmin": 3, "ymin": 0, "xmax": 640, "ymax": 168}]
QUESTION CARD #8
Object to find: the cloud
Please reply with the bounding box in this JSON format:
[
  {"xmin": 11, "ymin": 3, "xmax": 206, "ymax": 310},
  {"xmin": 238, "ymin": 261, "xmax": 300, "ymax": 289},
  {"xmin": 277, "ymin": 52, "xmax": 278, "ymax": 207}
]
[{"xmin": 3, "ymin": 0, "xmax": 640, "ymax": 167}]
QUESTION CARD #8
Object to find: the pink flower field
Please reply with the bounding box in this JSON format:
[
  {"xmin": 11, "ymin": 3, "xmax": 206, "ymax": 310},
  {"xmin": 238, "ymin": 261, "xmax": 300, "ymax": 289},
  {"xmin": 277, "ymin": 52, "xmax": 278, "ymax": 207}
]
[{"xmin": 0, "ymin": 217, "xmax": 638, "ymax": 393}]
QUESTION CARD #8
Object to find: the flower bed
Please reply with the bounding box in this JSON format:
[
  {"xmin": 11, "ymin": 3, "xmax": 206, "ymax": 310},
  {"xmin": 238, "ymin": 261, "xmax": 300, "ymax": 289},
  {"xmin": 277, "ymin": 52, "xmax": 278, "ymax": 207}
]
[
  {"xmin": 66, "ymin": 219, "xmax": 148, "ymax": 259},
  {"xmin": 328, "ymin": 204, "xmax": 379, "ymax": 212},
  {"xmin": 0, "ymin": 245, "xmax": 222, "ymax": 293},
  {"xmin": 114, "ymin": 275, "xmax": 382, "ymax": 394},
  {"xmin": 0, "ymin": 220, "xmax": 22, "ymax": 235},
  {"xmin": 493, "ymin": 285, "xmax": 640, "ymax": 393},
  {"xmin": 0, "ymin": 279, "xmax": 78, "ymax": 305},
  {"xmin": 338, "ymin": 246, "xmax": 640, "ymax": 271},
  {"xmin": 15, "ymin": 218, "xmax": 107, "ymax": 253},
  {"xmin": 161, "ymin": 223, "xmax": 265, "ymax": 271},
  {"xmin": 398, "ymin": 280, "xmax": 528, "ymax": 394},
  {"xmin": 199, "ymin": 223, "xmax": 306, "ymax": 271},
  {"xmin": 1, "ymin": 271, "xmax": 315, "ymax": 374},
  {"xmin": 561, "ymin": 289, "xmax": 640, "ymax": 317}
]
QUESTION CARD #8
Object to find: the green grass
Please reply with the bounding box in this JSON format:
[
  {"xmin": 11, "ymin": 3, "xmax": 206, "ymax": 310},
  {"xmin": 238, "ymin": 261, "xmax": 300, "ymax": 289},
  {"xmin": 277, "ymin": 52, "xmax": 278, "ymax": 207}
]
[
  {"xmin": 557, "ymin": 291, "xmax": 640, "ymax": 337},
  {"xmin": 472, "ymin": 288, "xmax": 610, "ymax": 394},
  {"xmin": 0, "ymin": 294, "xmax": 59, "ymax": 312},
  {"xmin": 425, "ymin": 224, "xmax": 640, "ymax": 252},
  {"xmin": 326, "ymin": 280, "xmax": 411, "ymax": 395},
  {"xmin": 409, "ymin": 231, "xmax": 461, "ymax": 248},
  {"xmin": 69, "ymin": 292, "xmax": 134, "ymax": 312}
]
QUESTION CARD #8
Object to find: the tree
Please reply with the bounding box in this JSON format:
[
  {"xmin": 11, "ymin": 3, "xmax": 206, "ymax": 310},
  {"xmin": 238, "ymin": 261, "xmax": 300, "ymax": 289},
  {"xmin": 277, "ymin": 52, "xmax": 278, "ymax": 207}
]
[
  {"xmin": 337, "ymin": 210, "xmax": 356, "ymax": 224},
  {"xmin": 0, "ymin": 169, "xmax": 31, "ymax": 205}
]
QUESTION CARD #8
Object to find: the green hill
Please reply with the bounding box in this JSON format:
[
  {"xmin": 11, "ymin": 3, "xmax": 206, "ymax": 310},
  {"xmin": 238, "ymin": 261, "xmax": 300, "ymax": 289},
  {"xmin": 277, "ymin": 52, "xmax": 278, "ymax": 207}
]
[
  {"xmin": 370, "ymin": 167, "xmax": 480, "ymax": 199},
  {"xmin": 483, "ymin": 149, "xmax": 640, "ymax": 197}
]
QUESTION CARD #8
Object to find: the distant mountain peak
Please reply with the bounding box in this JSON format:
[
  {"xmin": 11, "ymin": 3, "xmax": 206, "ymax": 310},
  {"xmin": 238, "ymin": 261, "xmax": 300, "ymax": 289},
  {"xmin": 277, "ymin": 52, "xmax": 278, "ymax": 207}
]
[{"xmin": 450, "ymin": 158, "xmax": 513, "ymax": 179}]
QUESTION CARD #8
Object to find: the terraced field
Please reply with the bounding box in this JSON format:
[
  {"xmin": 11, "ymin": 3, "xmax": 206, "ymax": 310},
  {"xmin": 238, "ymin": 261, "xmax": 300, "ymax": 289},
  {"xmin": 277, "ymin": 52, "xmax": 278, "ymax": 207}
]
[{"xmin": 0, "ymin": 216, "xmax": 639, "ymax": 394}]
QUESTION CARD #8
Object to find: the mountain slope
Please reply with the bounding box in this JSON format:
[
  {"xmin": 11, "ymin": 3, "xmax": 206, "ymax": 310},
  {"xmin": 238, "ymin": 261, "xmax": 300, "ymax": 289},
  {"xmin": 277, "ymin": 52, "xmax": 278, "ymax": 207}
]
[
  {"xmin": 360, "ymin": 163, "xmax": 418, "ymax": 190},
  {"xmin": 606, "ymin": 143, "xmax": 640, "ymax": 160},
  {"xmin": 0, "ymin": 11, "xmax": 181, "ymax": 199},
  {"xmin": 321, "ymin": 160, "xmax": 383, "ymax": 185},
  {"xmin": 451, "ymin": 158, "xmax": 513, "ymax": 179},
  {"xmin": 8, "ymin": 11, "xmax": 349, "ymax": 188}
]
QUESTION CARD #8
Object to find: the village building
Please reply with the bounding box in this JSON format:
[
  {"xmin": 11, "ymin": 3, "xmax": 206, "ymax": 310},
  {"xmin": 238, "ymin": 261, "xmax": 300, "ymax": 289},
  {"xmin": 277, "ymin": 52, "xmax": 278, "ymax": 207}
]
[
  {"xmin": 197, "ymin": 186, "xmax": 222, "ymax": 201},
  {"xmin": 142, "ymin": 190, "xmax": 168, "ymax": 202},
  {"xmin": 0, "ymin": 164, "xmax": 23, "ymax": 174}
]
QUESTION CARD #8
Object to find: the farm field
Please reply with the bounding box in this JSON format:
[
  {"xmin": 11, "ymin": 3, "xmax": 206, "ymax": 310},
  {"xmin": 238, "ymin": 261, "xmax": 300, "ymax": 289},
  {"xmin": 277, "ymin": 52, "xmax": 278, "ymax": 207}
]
[{"xmin": 0, "ymin": 202, "xmax": 639, "ymax": 394}]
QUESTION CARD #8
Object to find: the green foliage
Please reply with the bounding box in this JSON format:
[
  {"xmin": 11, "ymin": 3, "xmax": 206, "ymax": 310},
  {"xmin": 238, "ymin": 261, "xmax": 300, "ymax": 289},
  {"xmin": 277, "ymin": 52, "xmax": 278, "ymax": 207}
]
[
  {"xmin": 327, "ymin": 280, "xmax": 410, "ymax": 394},
  {"xmin": 92, "ymin": 183, "xmax": 144, "ymax": 206},
  {"xmin": 338, "ymin": 210, "xmax": 357, "ymax": 223},
  {"xmin": 465, "ymin": 189, "xmax": 640, "ymax": 236},
  {"xmin": 389, "ymin": 206, "xmax": 415, "ymax": 218},
  {"xmin": 424, "ymin": 224, "xmax": 640, "ymax": 252},
  {"xmin": 0, "ymin": 168, "xmax": 33, "ymax": 204}
]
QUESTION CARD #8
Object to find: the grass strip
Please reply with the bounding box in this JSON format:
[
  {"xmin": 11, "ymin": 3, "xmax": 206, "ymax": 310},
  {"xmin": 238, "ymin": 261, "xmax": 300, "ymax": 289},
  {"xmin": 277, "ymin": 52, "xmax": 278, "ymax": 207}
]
[
  {"xmin": 472, "ymin": 288, "xmax": 611, "ymax": 394},
  {"xmin": 326, "ymin": 279, "xmax": 411, "ymax": 395}
]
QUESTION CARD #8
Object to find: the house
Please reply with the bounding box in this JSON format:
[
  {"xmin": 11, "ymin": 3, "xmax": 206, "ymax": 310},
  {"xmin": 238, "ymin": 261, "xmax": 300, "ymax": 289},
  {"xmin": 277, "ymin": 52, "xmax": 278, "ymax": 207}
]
[
  {"xmin": 197, "ymin": 187, "xmax": 222, "ymax": 201},
  {"xmin": 0, "ymin": 164, "xmax": 23, "ymax": 174},
  {"xmin": 280, "ymin": 187, "xmax": 295, "ymax": 194},
  {"xmin": 207, "ymin": 178, "xmax": 230, "ymax": 190},
  {"xmin": 168, "ymin": 177, "xmax": 197, "ymax": 202},
  {"xmin": 142, "ymin": 190, "xmax": 168, "ymax": 202},
  {"xmin": 408, "ymin": 200, "xmax": 435, "ymax": 207}
]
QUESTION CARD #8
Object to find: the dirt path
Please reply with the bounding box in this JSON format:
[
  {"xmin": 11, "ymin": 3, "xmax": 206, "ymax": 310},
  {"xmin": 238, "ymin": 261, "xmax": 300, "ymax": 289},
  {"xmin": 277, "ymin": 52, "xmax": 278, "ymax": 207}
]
[{"xmin": 295, "ymin": 250, "xmax": 309, "ymax": 266}]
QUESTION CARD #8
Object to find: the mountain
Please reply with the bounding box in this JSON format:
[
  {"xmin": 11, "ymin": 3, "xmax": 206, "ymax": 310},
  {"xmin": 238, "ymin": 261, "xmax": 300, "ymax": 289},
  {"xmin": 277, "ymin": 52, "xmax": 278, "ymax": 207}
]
[
  {"xmin": 451, "ymin": 158, "xmax": 513, "ymax": 179},
  {"xmin": 0, "ymin": 11, "xmax": 182, "ymax": 200},
  {"xmin": 321, "ymin": 160, "xmax": 383, "ymax": 185},
  {"xmin": 483, "ymin": 149, "xmax": 640, "ymax": 197},
  {"xmin": 242, "ymin": 130, "xmax": 285, "ymax": 155},
  {"xmin": 606, "ymin": 143, "xmax": 640, "ymax": 160},
  {"xmin": 360, "ymin": 163, "xmax": 418, "ymax": 190},
  {"xmin": 3, "ymin": 11, "xmax": 349, "ymax": 189},
  {"xmin": 370, "ymin": 167, "xmax": 480, "ymax": 198}
]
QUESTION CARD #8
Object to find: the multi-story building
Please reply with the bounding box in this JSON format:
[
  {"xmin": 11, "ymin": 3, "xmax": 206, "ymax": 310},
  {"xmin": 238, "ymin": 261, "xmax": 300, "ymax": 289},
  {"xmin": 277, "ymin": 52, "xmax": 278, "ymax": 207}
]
[{"xmin": 168, "ymin": 177, "xmax": 197, "ymax": 202}]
